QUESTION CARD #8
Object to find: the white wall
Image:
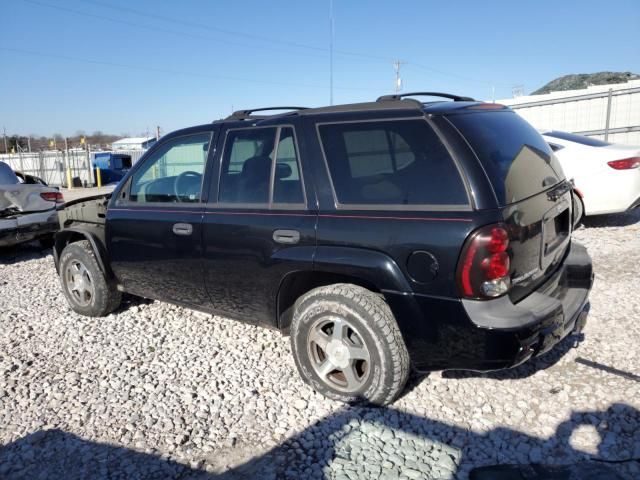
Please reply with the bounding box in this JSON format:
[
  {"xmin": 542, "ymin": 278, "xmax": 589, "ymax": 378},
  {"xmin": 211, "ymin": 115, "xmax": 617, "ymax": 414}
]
[{"xmin": 498, "ymin": 79, "xmax": 640, "ymax": 146}]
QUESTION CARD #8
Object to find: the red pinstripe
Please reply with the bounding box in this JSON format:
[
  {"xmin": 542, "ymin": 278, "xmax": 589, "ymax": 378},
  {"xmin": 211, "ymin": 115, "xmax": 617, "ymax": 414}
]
[{"xmin": 109, "ymin": 208, "xmax": 472, "ymax": 222}]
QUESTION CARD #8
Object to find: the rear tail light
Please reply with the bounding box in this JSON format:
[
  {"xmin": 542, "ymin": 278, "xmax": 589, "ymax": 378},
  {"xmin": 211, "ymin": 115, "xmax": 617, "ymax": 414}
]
[
  {"xmin": 457, "ymin": 224, "xmax": 511, "ymax": 299},
  {"xmin": 607, "ymin": 157, "xmax": 640, "ymax": 170},
  {"xmin": 40, "ymin": 191, "xmax": 64, "ymax": 203}
]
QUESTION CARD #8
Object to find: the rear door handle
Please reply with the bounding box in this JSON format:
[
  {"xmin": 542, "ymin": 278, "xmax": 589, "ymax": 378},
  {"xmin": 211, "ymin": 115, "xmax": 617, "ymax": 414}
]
[
  {"xmin": 172, "ymin": 223, "xmax": 193, "ymax": 236},
  {"xmin": 273, "ymin": 229, "xmax": 300, "ymax": 245}
]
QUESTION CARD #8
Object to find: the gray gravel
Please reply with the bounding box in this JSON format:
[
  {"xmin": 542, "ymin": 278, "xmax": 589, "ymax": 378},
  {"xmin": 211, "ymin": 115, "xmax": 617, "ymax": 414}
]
[{"xmin": 1, "ymin": 209, "xmax": 639, "ymax": 479}]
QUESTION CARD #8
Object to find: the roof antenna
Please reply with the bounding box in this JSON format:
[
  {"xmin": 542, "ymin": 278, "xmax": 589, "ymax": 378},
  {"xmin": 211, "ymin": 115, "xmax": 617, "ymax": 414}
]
[{"xmin": 329, "ymin": 0, "xmax": 334, "ymax": 105}]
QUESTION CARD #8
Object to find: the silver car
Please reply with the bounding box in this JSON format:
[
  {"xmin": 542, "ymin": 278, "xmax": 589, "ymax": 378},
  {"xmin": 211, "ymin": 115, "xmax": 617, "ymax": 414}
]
[{"xmin": 0, "ymin": 161, "xmax": 63, "ymax": 247}]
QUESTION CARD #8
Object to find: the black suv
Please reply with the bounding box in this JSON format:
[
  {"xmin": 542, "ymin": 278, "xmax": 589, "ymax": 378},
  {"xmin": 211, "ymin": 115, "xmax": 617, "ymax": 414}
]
[{"xmin": 54, "ymin": 92, "xmax": 593, "ymax": 405}]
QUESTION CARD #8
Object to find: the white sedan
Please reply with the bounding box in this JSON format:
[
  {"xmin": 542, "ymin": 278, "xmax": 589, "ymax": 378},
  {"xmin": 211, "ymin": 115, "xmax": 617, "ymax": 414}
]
[{"xmin": 541, "ymin": 130, "xmax": 640, "ymax": 217}]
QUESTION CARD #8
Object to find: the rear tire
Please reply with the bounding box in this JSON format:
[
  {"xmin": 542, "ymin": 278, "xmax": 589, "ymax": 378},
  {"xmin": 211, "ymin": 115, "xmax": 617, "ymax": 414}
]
[
  {"xmin": 290, "ymin": 284, "xmax": 410, "ymax": 405},
  {"xmin": 59, "ymin": 240, "xmax": 121, "ymax": 317}
]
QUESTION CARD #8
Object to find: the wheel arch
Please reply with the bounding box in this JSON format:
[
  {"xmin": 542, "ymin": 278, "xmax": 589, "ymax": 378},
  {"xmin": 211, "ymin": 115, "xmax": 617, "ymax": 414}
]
[
  {"xmin": 276, "ymin": 246, "xmax": 411, "ymax": 332},
  {"xmin": 54, "ymin": 227, "xmax": 112, "ymax": 280}
]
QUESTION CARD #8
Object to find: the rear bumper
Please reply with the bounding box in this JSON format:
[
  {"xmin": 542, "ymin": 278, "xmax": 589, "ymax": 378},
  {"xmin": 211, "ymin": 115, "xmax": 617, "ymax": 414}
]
[
  {"xmin": 0, "ymin": 209, "xmax": 59, "ymax": 247},
  {"xmin": 627, "ymin": 194, "xmax": 640, "ymax": 211},
  {"xmin": 387, "ymin": 241, "xmax": 594, "ymax": 371}
]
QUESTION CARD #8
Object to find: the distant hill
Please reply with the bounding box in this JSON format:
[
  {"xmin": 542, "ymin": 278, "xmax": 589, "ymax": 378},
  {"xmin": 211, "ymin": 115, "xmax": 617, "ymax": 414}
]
[{"xmin": 532, "ymin": 71, "xmax": 640, "ymax": 95}]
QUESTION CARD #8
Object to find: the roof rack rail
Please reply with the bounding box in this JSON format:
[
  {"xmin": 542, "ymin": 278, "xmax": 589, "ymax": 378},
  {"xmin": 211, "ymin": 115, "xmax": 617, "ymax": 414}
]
[
  {"xmin": 225, "ymin": 106, "xmax": 309, "ymax": 121},
  {"xmin": 376, "ymin": 92, "xmax": 475, "ymax": 102}
]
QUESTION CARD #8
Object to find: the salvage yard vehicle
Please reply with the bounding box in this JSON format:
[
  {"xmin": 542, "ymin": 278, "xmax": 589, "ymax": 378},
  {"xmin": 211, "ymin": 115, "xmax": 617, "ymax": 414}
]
[
  {"xmin": 541, "ymin": 130, "xmax": 640, "ymax": 217},
  {"xmin": 0, "ymin": 161, "xmax": 63, "ymax": 247},
  {"xmin": 54, "ymin": 93, "xmax": 594, "ymax": 405}
]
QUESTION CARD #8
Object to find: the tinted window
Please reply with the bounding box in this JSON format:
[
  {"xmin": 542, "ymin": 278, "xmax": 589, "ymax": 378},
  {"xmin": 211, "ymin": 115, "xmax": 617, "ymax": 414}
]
[
  {"xmin": 130, "ymin": 133, "xmax": 210, "ymax": 203},
  {"xmin": 544, "ymin": 130, "xmax": 611, "ymax": 147},
  {"xmin": 318, "ymin": 119, "xmax": 468, "ymax": 206},
  {"xmin": 273, "ymin": 127, "xmax": 304, "ymax": 204},
  {"xmin": 448, "ymin": 112, "xmax": 564, "ymax": 205},
  {"xmin": 0, "ymin": 162, "xmax": 19, "ymax": 185},
  {"xmin": 219, "ymin": 128, "xmax": 277, "ymax": 204},
  {"xmin": 218, "ymin": 127, "xmax": 305, "ymax": 206}
]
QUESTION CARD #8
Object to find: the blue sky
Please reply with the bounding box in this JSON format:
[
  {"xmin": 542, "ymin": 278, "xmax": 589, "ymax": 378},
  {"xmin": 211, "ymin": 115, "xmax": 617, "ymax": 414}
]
[{"xmin": 2, "ymin": 0, "xmax": 639, "ymax": 136}]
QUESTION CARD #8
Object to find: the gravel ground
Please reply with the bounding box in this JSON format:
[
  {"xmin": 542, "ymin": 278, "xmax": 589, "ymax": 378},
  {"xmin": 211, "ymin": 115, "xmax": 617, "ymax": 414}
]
[{"xmin": 1, "ymin": 210, "xmax": 639, "ymax": 480}]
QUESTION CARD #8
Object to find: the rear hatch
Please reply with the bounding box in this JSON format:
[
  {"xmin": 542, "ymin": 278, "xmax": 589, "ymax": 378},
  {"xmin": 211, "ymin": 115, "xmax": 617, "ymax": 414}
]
[{"xmin": 447, "ymin": 109, "xmax": 573, "ymax": 302}]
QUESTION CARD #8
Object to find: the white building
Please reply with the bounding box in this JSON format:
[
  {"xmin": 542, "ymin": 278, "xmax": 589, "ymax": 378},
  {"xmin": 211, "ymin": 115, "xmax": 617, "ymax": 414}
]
[
  {"xmin": 111, "ymin": 137, "xmax": 157, "ymax": 151},
  {"xmin": 498, "ymin": 79, "xmax": 640, "ymax": 145}
]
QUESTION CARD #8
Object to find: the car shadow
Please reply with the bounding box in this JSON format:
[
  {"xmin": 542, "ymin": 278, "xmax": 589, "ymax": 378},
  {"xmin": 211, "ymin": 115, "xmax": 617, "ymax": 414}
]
[
  {"xmin": 442, "ymin": 331, "xmax": 582, "ymax": 381},
  {"xmin": 114, "ymin": 293, "xmax": 155, "ymax": 312},
  {"xmin": 0, "ymin": 403, "xmax": 635, "ymax": 479},
  {"xmin": 0, "ymin": 241, "xmax": 52, "ymax": 265},
  {"xmin": 581, "ymin": 209, "xmax": 640, "ymax": 228}
]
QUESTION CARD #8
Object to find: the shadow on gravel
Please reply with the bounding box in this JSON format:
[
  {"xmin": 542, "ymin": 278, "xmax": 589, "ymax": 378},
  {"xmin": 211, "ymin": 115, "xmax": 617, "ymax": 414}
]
[
  {"xmin": 575, "ymin": 357, "xmax": 640, "ymax": 383},
  {"xmin": 1, "ymin": 403, "xmax": 636, "ymax": 480},
  {"xmin": 0, "ymin": 241, "xmax": 52, "ymax": 266},
  {"xmin": 581, "ymin": 209, "xmax": 640, "ymax": 229},
  {"xmin": 442, "ymin": 332, "xmax": 583, "ymax": 382},
  {"xmin": 114, "ymin": 293, "xmax": 155, "ymax": 312}
]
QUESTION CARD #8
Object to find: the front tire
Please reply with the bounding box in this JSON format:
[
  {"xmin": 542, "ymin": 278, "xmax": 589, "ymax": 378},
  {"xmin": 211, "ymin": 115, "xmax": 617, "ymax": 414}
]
[
  {"xmin": 59, "ymin": 240, "xmax": 121, "ymax": 316},
  {"xmin": 290, "ymin": 284, "xmax": 410, "ymax": 405}
]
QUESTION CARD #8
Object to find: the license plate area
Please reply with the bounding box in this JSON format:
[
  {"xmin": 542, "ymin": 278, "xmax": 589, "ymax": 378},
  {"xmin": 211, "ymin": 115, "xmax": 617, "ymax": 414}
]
[{"xmin": 540, "ymin": 200, "xmax": 570, "ymax": 269}]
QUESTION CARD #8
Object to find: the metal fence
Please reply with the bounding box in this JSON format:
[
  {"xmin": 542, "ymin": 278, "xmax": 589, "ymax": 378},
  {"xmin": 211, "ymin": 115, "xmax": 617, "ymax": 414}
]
[
  {"xmin": 0, "ymin": 149, "xmax": 147, "ymax": 187},
  {"xmin": 500, "ymin": 82, "xmax": 640, "ymax": 145}
]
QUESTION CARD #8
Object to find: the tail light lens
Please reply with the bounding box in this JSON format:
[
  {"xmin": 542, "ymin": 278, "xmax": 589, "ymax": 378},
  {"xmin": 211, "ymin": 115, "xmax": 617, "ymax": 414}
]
[
  {"xmin": 40, "ymin": 191, "xmax": 64, "ymax": 203},
  {"xmin": 457, "ymin": 224, "xmax": 511, "ymax": 299},
  {"xmin": 607, "ymin": 157, "xmax": 640, "ymax": 170}
]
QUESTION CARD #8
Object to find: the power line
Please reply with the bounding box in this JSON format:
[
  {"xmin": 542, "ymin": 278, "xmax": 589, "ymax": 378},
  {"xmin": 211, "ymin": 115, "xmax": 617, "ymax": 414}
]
[
  {"xmin": 82, "ymin": 0, "xmax": 393, "ymax": 62},
  {"xmin": 19, "ymin": 0, "xmax": 333, "ymax": 62},
  {"xmin": 407, "ymin": 62, "xmax": 513, "ymax": 88},
  {"xmin": 0, "ymin": 46, "xmax": 378, "ymax": 92},
  {"xmin": 19, "ymin": 0, "xmax": 515, "ymax": 89}
]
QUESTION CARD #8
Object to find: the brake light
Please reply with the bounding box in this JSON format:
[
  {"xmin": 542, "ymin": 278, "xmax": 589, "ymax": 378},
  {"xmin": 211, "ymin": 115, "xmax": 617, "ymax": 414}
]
[
  {"xmin": 457, "ymin": 224, "xmax": 511, "ymax": 299},
  {"xmin": 40, "ymin": 191, "xmax": 64, "ymax": 203},
  {"xmin": 607, "ymin": 157, "xmax": 640, "ymax": 170}
]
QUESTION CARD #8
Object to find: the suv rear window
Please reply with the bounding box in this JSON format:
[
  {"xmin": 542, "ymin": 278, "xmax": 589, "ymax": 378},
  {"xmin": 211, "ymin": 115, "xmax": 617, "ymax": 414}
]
[
  {"xmin": 318, "ymin": 119, "xmax": 468, "ymax": 207},
  {"xmin": 448, "ymin": 111, "xmax": 564, "ymax": 205}
]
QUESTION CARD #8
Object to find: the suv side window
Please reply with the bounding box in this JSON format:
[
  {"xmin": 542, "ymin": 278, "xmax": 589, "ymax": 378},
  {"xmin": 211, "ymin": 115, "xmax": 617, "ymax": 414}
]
[
  {"xmin": 273, "ymin": 127, "xmax": 304, "ymax": 204},
  {"xmin": 218, "ymin": 126, "xmax": 305, "ymax": 206},
  {"xmin": 130, "ymin": 133, "xmax": 211, "ymax": 203},
  {"xmin": 318, "ymin": 119, "xmax": 468, "ymax": 206}
]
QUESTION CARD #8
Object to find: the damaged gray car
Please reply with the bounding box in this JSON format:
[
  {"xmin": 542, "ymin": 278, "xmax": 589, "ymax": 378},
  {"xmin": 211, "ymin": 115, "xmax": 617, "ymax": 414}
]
[{"xmin": 0, "ymin": 161, "xmax": 63, "ymax": 248}]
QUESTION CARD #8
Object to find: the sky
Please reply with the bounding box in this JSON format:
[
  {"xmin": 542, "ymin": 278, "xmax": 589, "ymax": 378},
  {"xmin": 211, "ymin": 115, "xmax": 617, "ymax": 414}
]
[{"xmin": 1, "ymin": 0, "xmax": 639, "ymax": 137}]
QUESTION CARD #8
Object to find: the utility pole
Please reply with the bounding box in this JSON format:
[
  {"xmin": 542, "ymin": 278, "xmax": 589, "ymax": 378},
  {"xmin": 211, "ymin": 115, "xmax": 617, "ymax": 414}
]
[
  {"xmin": 512, "ymin": 85, "xmax": 524, "ymax": 98},
  {"xmin": 2, "ymin": 126, "xmax": 7, "ymax": 154},
  {"xmin": 27, "ymin": 136, "xmax": 32, "ymax": 153},
  {"xmin": 329, "ymin": 0, "xmax": 334, "ymax": 105},
  {"xmin": 393, "ymin": 60, "xmax": 407, "ymax": 93}
]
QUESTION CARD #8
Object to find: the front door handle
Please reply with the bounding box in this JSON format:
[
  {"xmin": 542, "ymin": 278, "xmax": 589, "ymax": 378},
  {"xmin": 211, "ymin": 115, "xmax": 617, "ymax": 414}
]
[
  {"xmin": 172, "ymin": 223, "xmax": 193, "ymax": 236},
  {"xmin": 273, "ymin": 229, "xmax": 300, "ymax": 245}
]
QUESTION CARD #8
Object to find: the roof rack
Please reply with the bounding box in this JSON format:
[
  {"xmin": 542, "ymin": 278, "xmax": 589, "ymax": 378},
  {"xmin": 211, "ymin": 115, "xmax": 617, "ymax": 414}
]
[
  {"xmin": 225, "ymin": 106, "xmax": 309, "ymax": 121},
  {"xmin": 376, "ymin": 92, "xmax": 475, "ymax": 102}
]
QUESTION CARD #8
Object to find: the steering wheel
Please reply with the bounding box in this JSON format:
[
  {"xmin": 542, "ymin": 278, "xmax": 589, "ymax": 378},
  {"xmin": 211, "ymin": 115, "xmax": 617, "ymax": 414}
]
[{"xmin": 174, "ymin": 171, "xmax": 202, "ymax": 202}]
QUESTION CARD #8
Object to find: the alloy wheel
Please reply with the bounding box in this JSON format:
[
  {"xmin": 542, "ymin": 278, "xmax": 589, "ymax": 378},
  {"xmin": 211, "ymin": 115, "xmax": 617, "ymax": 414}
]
[
  {"xmin": 307, "ymin": 316, "xmax": 371, "ymax": 393},
  {"xmin": 65, "ymin": 260, "xmax": 94, "ymax": 307}
]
